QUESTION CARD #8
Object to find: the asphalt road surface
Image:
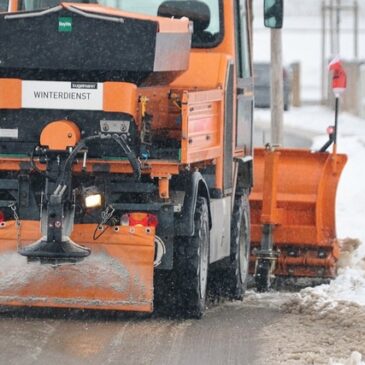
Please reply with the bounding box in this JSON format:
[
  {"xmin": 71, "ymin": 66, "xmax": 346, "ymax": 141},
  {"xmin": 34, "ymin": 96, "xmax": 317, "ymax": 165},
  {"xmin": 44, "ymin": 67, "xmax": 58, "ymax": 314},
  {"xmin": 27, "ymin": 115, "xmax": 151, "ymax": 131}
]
[
  {"xmin": 2, "ymin": 291, "xmax": 364, "ymax": 365},
  {"xmin": 0, "ymin": 301, "xmax": 284, "ymax": 365}
]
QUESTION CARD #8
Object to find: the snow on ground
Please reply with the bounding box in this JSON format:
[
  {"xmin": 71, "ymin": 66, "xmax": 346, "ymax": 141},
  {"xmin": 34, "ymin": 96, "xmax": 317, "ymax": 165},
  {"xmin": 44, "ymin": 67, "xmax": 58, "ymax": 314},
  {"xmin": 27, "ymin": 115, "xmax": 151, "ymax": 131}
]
[
  {"xmin": 241, "ymin": 289, "xmax": 365, "ymax": 365},
  {"xmin": 330, "ymin": 352, "xmax": 365, "ymax": 365},
  {"xmin": 255, "ymin": 104, "xmax": 365, "ymax": 306}
]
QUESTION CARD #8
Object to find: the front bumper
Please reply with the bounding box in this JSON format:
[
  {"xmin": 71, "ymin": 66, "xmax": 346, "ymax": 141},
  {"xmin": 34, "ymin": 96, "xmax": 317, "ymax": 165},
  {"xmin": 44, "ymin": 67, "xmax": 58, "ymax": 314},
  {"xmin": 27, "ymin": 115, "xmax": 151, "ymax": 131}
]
[{"xmin": 0, "ymin": 221, "xmax": 155, "ymax": 312}]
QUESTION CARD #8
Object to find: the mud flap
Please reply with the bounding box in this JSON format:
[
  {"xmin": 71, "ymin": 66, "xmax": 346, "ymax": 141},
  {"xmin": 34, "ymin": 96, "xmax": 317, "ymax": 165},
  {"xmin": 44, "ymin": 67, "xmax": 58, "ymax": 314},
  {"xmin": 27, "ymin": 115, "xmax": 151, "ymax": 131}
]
[
  {"xmin": 249, "ymin": 148, "xmax": 347, "ymax": 278},
  {"xmin": 0, "ymin": 222, "xmax": 155, "ymax": 312}
]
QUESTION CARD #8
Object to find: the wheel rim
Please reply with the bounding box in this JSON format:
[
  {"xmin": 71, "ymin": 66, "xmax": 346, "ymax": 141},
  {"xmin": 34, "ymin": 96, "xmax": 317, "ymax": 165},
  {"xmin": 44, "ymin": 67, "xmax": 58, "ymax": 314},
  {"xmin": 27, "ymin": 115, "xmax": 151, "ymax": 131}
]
[
  {"xmin": 199, "ymin": 218, "xmax": 209, "ymax": 299},
  {"xmin": 239, "ymin": 208, "xmax": 249, "ymax": 284}
]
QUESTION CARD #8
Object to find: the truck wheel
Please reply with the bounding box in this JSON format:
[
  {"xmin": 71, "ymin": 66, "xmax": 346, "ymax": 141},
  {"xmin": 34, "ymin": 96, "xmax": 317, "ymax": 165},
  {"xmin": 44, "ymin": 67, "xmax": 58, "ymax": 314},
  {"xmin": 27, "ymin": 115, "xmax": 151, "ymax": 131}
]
[
  {"xmin": 226, "ymin": 194, "xmax": 251, "ymax": 300},
  {"xmin": 176, "ymin": 197, "xmax": 210, "ymax": 318}
]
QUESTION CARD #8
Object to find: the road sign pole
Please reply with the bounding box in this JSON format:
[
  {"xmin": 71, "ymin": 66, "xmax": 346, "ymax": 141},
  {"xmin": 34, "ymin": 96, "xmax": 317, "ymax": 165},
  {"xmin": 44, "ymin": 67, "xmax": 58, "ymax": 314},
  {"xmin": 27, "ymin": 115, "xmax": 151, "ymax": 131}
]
[{"xmin": 270, "ymin": 28, "xmax": 284, "ymax": 146}]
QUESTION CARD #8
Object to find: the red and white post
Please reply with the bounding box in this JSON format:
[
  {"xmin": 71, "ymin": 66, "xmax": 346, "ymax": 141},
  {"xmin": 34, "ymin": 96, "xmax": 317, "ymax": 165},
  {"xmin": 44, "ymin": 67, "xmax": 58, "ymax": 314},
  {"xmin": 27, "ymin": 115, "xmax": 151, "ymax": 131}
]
[{"xmin": 328, "ymin": 57, "xmax": 347, "ymax": 154}]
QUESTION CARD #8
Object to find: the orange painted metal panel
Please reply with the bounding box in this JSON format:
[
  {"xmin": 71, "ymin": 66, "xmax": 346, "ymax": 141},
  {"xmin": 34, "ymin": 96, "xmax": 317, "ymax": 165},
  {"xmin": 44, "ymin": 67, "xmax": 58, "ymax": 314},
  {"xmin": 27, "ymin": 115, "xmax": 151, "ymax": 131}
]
[
  {"xmin": 0, "ymin": 221, "xmax": 155, "ymax": 312},
  {"xmin": 260, "ymin": 151, "xmax": 281, "ymax": 224},
  {"xmin": 137, "ymin": 86, "xmax": 178, "ymax": 131},
  {"xmin": 172, "ymin": 52, "xmax": 231, "ymax": 90},
  {"xmin": 250, "ymin": 147, "xmax": 347, "ymax": 278},
  {"xmin": 103, "ymin": 82, "xmax": 137, "ymax": 118},
  {"xmin": 181, "ymin": 90, "xmax": 224, "ymax": 159},
  {"xmin": 250, "ymin": 148, "xmax": 347, "ymax": 245},
  {"xmin": 211, "ymin": 0, "xmax": 236, "ymax": 56},
  {"xmin": 40, "ymin": 120, "xmax": 81, "ymax": 150},
  {"xmin": 8, "ymin": 0, "xmax": 18, "ymax": 12},
  {"xmin": 0, "ymin": 78, "xmax": 21, "ymax": 109},
  {"xmin": 172, "ymin": 51, "xmax": 231, "ymax": 191}
]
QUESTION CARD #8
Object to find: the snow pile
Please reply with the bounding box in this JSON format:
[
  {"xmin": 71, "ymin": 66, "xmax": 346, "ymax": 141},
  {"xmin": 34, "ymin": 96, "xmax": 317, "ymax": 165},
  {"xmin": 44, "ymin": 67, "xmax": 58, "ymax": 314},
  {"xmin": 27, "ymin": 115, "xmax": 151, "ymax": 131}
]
[
  {"xmin": 295, "ymin": 238, "xmax": 365, "ymax": 309},
  {"xmin": 299, "ymin": 267, "xmax": 365, "ymax": 307},
  {"xmin": 282, "ymin": 290, "xmax": 365, "ymax": 323},
  {"xmin": 255, "ymin": 106, "xmax": 365, "ymax": 310},
  {"xmin": 329, "ymin": 352, "xmax": 365, "ymax": 365},
  {"xmin": 337, "ymin": 239, "xmax": 362, "ymax": 269},
  {"xmin": 244, "ymin": 289, "xmax": 365, "ymax": 365},
  {"xmin": 243, "ymin": 290, "xmax": 294, "ymax": 309}
]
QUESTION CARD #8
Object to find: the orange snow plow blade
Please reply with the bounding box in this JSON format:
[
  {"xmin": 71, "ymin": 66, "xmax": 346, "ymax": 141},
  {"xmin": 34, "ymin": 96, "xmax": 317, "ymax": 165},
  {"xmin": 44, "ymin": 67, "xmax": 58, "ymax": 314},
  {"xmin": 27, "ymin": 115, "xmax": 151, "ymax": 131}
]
[
  {"xmin": 250, "ymin": 148, "xmax": 347, "ymax": 278},
  {"xmin": 0, "ymin": 222, "xmax": 154, "ymax": 312}
]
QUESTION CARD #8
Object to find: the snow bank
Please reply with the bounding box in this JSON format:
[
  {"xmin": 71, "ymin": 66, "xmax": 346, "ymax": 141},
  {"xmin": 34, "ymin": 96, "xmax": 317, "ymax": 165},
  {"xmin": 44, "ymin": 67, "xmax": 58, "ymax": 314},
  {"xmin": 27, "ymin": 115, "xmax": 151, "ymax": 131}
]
[
  {"xmin": 242, "ymin": 289, "xmax": 365, "ymax": 365},
  {"xmin": 329, "ymin": 352, "xmax": 365, "ymax": 365}
]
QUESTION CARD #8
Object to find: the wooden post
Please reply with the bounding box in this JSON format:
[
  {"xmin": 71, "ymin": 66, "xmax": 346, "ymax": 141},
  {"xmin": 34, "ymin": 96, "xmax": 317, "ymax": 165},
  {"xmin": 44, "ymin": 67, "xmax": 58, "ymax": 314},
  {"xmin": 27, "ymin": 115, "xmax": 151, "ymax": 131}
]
[{"xmin": 270, "ymin": 29, "xmax": 284, "ymax": 146}]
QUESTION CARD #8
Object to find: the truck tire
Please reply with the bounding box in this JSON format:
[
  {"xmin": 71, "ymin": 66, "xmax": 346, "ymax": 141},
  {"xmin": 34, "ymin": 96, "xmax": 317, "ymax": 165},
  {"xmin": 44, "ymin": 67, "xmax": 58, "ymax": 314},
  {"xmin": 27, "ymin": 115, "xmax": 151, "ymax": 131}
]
[
  {"xmin": 175, "ymin": 197, "xmax": 210, "ymax": 318},
  {"xmin": 153, "ymin": 270, "xmax": 177, "ymax": 315},
  {"xmin": 223, "ymin": 194, "xmax": 251, "ymax": 300}
]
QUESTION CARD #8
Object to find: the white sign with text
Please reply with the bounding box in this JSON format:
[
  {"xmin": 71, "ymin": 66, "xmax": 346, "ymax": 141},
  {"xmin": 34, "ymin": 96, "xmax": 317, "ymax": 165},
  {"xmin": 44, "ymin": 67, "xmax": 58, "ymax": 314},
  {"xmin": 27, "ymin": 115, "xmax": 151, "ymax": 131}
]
[{"xmin": 22, "ymin": 81, "xmax": 104, "ymax": 110}]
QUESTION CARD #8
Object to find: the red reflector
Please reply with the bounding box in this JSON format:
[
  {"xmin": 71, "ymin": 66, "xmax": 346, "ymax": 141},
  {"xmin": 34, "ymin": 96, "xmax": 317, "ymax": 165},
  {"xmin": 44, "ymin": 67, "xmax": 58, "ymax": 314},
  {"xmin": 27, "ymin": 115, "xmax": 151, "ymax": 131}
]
[
  {"xmin": 0, "ymin": 211, "xmax": 5, "ymax": 223},
  {"xmin": 147, "ymin": 214, "xmax": 158, "ymax": 228},
  {"xmin": 327, "ymin": 126, "xmax": 335, "ymax": 135},
  {"xmin": 129, "ymin": 213, "xmax": 158, "ymax": 228}
]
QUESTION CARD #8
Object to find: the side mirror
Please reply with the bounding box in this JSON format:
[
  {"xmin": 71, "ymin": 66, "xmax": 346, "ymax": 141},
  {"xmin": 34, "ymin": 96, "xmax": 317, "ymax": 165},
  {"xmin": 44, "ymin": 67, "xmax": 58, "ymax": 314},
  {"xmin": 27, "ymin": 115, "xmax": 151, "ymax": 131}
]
[{"xmin": 264, "ymin": 0, "xmax": 283, "ymax": 29}]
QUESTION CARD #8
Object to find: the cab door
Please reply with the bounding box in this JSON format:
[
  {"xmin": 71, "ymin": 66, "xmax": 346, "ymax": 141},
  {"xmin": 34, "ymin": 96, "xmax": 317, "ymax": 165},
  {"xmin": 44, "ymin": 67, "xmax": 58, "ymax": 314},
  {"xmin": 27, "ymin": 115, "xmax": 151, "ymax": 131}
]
[{"xmin": 235, "ymin": 0, "xmax": 254, "ymax": 157}]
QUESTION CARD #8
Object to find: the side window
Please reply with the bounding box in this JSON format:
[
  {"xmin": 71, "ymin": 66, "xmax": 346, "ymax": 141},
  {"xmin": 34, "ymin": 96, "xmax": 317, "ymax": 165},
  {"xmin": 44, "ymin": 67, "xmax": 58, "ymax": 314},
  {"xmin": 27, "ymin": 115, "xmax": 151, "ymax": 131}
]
[
  {"xmin": 98, "ymin": 0, "xmax": 223, "ymax": 49},
  {"xmin": 0, "ymin": 0, "xmax": 8, "ymax": 12},
  {"xmin": 20, "ymin": 0, "xmax": 98, "ymax": 11},
  {"xmin": 236, "ymin": 0, "xmax": 251, "ymax": 79},
  {"xmin": 99, "ymin": 0, "xmax": 160, "ymax": 14}
]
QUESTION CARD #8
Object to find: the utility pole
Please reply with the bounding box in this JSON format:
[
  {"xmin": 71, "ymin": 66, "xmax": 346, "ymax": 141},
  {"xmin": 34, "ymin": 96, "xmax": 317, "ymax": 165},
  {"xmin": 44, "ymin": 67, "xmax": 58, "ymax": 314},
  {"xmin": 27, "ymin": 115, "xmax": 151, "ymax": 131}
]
[
  {"xmin": 354, "ymin": 0, "xmax": 359, "ymax": 60},
  {"xmin": 270, "ymin": 28, "xmax": 284, "ymax": 145}
]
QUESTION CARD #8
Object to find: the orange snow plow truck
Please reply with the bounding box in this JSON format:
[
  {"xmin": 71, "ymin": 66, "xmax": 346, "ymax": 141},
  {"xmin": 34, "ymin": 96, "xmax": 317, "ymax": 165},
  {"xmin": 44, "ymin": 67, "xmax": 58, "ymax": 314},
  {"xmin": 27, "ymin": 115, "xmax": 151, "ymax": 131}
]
[{"xmin": 0, "ymin": 0, "xmax": 346, "ymax": 317}]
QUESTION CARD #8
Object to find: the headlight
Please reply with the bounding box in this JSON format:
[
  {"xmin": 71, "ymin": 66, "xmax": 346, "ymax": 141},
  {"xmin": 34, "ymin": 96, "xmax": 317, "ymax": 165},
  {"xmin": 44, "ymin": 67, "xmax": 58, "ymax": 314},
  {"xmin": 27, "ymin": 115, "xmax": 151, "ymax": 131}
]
[
  {"xmin": 85, "ymin": 193, "xmax": 103, "ymax": 209},
  {"xmin": 81, "ymin": 186, "xmax": 104, "ymax": 209}
]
